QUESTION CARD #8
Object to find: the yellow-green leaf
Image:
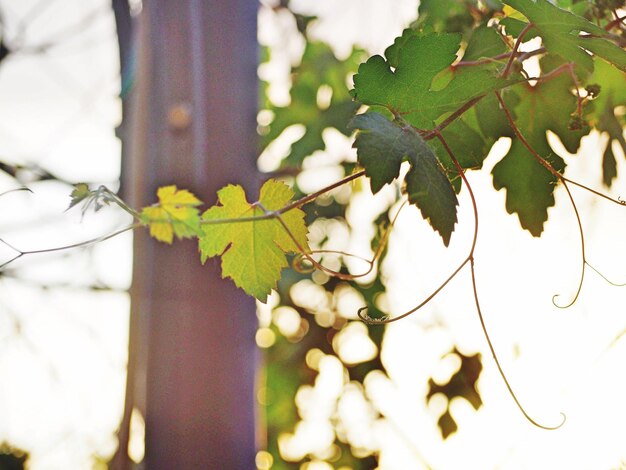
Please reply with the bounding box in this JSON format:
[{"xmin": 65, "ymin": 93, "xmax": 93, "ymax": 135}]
[
  {"xmin": 68, "ymin": 183, "xmax": 91, "ymax": 209},
  {"xmin": 199, "ymin": 179, "xmax": 309, "ymax": 302},
  {"xmin": 141, "ymin": 185, "xmax": 202, "ymax": 244}
]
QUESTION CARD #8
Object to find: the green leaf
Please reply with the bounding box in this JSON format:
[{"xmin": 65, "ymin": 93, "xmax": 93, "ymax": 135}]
[
  {"xmin": 429, "ymin": 117, "xmax": 493, "ymax": 191},
  {"xmin": 199, "ymin": 180, "xmax": 309, "ymax": 302},
  {"xmin": 68, "ymin": 183, "xmax": 91, "ymax": 209},
  {"xmin": 349, "ymin": 112, "xmax": 458, "ymax": 246},
  {"xmin": 492, "ymin": 63, "xmax": 587, "ymax": 235},
  {"xmin": 141, "ymin": 185, "xmax": 202, "ymax": 244},
  {"xmin": 475, "ymin": 90, "xmax": 518, "ymax": 141},
  {"xmin": 503, "ymin": 0, "xmax": 626, "ymax": 72},
  {"xmin": 462, "ymin": 25, "xmax": 509, "ymax": 63},
  {"xmin": 592, "ymin": 58, "xmax": 626, "ymax": 113},
  {"xmin": 493, "ymin": 139, "xmax": 565, "ymax": 236},
  {"xmin": 384, "ymin": 28, "xmax": 421, "ymax": 68},
  {"xmin": 352, "ymin": 33, "xmax": 512, "ymax": 129}
]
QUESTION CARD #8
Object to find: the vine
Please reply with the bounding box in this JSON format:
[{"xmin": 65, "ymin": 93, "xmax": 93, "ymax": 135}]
[{"xmin": 1, "ymin": 0, "xmax": 626, "ymax": 440}]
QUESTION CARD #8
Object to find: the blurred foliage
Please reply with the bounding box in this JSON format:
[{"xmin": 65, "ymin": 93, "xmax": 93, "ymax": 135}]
[
  {"xmin": 258, "ymin": 2, "xmax": 486, "ymax": 467},
  {"xmin": 0, "ymin": 444, "xmax": 27, "ymax": 470},
  {"xmin": 260, "ymin": 40, "xmax": 363, "ymax": 169},
  {"xmin": 426, "ymin": 348, "xmax": 483, "ymax": 439}
]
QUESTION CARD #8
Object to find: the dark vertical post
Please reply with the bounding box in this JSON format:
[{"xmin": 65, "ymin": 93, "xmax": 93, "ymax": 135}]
[
  {"xmin": 119, "ymin": 1, "xmax": 258, "ymax": 468},
  {"xmin": 111, "ymin": 3, "xmax": 135, "ymax": 468}
]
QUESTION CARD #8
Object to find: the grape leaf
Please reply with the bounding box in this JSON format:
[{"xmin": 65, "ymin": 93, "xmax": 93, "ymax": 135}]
[
  {"xmin": 141, "ymin": 185, "xmax": 202, "ymax": 244},
  {"xmin": 429, "ymin": 118, "xmax": 493, "ymax": 192},
  {"xmin": 462, "ymin": 25, "xmax": 509, "ymax": 63},
  {"xmin": 503, "ymin": 0, "xmax": 626, "ymax": 72},
  {"xmin": 199, "ymin": 180, "xmax": 309, "ymax": 302},
  {"xmin": 492, "ymin": 60, "xmax": 588, "ymax": 235},
  {"xmin": 68, "ymin": 183, "xmax": 91, "ymax": 209},
  {"xmin": 352, "ymin": 32, "xmax": 513, "ymax": 130},
  {"xmin": 349, "ymin": 112, "xmax": 458, "ymax": 246},
  {"xmin": 493, "ymin": 139, "xmax": 566, "ymax": 236}
]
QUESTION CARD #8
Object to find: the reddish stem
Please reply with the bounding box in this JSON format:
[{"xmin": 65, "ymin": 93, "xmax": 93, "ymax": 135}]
[{"xmin": 502, "ymin": 22, "xmax": 535, "ymax": 79}]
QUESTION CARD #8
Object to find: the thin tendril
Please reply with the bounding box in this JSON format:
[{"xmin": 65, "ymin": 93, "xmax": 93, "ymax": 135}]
[
  {"xmin": 0, "ymin": 223, "xmax": 140, "ymax": 270},
  {"xmin": 469, "ymin": 259, "xmax": 567, "ymax": 430},
  {"xmin": 100, "ymin": 186, "xmax": 142, "ymax": 219},
  {"xmin": 293, "ymin": 200, "xmax": 407, "ymax": 278},
  {"xmin": 551, "ymin": 181, "xmax": 585, "ymax": 309},
  {"xmin": 586, "ymin": 262, "xmax": 626, "ymax": 287},
  {"xmin": 292, "ymin": 249, "xmax": 371, "ymax": 274},
  {"xmin": 258, "ymin": 204, "xmax": 357, "ymax": 280},
  {"xmin": 567, "ymin": 63, "xmax": 585, "ymax": 119},
  {"xmin": 436, "ymin": 131, "xmax": 566, "ymax": 430},
  {"xmin": 357, "ymin": 258, "xmax": 470, "ymax": 324}
]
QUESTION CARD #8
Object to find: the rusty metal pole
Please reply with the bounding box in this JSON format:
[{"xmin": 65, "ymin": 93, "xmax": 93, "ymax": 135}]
[{"xmin": 119, "ymin": 1, "xmax": 259, "ymax": 468}]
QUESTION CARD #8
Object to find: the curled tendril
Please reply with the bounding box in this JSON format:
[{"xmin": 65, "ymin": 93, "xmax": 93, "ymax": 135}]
[
  {"xmin": 551, "ymin": 183, "xmax": 586, "ymax": 310},
  {"xmin": 259, "ymin": 198, "xmax": 408, "ymax": 282},
  {"xmin": 354, "ymin": 258, "xmax": 470, "ymax": 325},
  {"xmin": 292, "ymin": 254, "xmax": 316, "ymax": 274},
  {"xmin": 357, "ymin": 306, "xmax": 389, "ymax": 324}
]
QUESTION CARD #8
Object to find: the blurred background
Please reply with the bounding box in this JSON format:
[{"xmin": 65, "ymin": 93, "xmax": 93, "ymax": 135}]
[{"xmin": 0, "ymin": 0, "xmax": 625, "ymax": 469}]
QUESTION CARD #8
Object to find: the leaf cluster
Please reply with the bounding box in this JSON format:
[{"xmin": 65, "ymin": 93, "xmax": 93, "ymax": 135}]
[
  {"xmin": 350, "ymin": 0, "xmax": 626, "ymax": 241},
  {"xmin": 139, "ymin": 180, "xmax": 309, "ymax": 302}
]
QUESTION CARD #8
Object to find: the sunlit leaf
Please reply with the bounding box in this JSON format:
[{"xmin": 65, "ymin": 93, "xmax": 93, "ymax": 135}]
[
  {"xmin": 352, "ymin": 32, "xmax": 513, "ymax": 129},
  {"xmin": 68, "ymin": 183, "xmax": 91, "ymax": 209},
  {"xmin": 199, "ymin": 179, "xmax": 309, "ymax": 302},
  {"xmin": 141, "ymin": 185, "xmax": 202, "ymax": 244}
]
